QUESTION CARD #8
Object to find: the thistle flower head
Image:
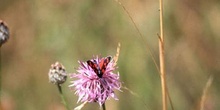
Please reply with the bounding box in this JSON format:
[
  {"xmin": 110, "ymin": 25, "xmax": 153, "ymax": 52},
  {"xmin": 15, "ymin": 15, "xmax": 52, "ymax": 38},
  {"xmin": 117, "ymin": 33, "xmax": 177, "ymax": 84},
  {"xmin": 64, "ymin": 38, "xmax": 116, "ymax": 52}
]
[
  {"xmin": 69, "ymin": 56, "xmax": 121, "ymax": 106},
  {"xmin": 0, "ymin": 20, "xmax": 9, "ymax": 46},
  {"xmin": 48, "ymin": 62, "xmax": 67, "ymax": 85}
]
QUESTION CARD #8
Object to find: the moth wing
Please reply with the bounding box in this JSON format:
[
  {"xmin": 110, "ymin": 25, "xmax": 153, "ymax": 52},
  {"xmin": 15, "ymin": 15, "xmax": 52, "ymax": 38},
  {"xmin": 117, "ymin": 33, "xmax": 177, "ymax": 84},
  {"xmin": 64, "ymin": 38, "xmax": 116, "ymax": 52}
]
[
  {"xmin": 87, "ymin": 60, "xmax": 99, "ymax": 74},
  {"xmin": 100, "ymin": 56, "xmax": 111, "ymax": 73}
]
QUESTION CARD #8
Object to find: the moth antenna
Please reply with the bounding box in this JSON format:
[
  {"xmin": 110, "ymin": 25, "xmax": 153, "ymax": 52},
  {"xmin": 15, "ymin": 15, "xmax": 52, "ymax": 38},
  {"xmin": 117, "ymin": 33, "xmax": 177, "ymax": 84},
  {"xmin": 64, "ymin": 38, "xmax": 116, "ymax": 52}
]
[{"xmin": 113, "ymin": 42, "xmax": 120, "ymax": 66}]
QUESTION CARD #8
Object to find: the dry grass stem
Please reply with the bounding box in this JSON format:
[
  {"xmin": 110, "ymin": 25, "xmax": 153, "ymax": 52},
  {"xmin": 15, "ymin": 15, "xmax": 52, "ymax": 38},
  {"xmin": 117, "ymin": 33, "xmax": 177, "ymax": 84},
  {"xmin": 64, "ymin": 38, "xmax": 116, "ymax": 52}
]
[
  {"xmin": 166, "ymin": 87, "xmax": 174, "ymax": 110},
  {"xmin": 199, "ymin": 75, "xmax": 213, "ymax": 110},
  {"xmin": 114, "ymin": 1, "xmax": 172, "ymax": 110},
  {"xmin": 122, "ymin": 86, "xmax": 151, "ymax": 110},
  {"xmin": 113, "ymin": 43, "xmax": 120, "ymax": 67},
  {"xmin": 114, "ymin": 0, "xmax": 160, "ymax": 73},
  {"xmin": 159, "ymin": 0, "xmax": 167, "ymax": 110}
]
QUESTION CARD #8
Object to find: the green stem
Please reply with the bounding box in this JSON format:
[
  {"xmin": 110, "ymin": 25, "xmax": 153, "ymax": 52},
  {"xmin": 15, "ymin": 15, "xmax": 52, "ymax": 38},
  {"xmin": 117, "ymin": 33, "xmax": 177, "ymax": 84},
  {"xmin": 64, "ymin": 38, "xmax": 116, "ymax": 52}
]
[
  {"xmin": 57, "ymin": 84, "xmax": 70, "ymax": 110},
  {"xmin": 102, "ymin": 103, "xmax": 106, "ymax": 110},
  {"xmin": 0, "ymin": 49, "xmax": 1, "ymax": 109}
]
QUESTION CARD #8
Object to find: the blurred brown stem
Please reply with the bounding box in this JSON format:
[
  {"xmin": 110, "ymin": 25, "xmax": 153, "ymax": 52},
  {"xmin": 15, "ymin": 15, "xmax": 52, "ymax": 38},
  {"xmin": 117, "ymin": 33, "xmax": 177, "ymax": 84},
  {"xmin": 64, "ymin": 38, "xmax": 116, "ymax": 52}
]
[
  {"xmin": 0, "ymin": 49, "xmax": 1, "ymax": 94},
  {"xmin": 0, "ymin": 49, "xmax": 1, "ymax": 109},
  {"xmin": 199, "ymin": 75, "xmax": 213, "ymax": 110},
  {"xmin": 159, "ymin": 0, "xmax": 167, "ymax": 110}
]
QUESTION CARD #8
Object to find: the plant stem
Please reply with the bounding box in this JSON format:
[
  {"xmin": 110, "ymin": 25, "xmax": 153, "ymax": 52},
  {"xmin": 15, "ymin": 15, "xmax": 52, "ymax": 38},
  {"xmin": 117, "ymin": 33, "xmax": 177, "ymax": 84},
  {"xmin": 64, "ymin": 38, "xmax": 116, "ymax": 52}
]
[
  {"xmin": 57, "ymin": 84, "xmax": 70, "ymax": 110},
  {"xmin": 115, "ymin": 0, "xmax": 160, "ymax": 73},
  {"xmin": 159, "ymin": 0, "xmax": 167, "ymax": 110},
  {"xmin": 0, "ymin": 49, "xmax": 2, "ymax": 109},
  {"xmin": 0, "ymin": 49, "xmax": 1, "ymax": 95},
  {"xmin": 102, "ymin": 103, "xmax": 106, "ymax": 110},
  {"xmin": 199, "ymin": 75, "xmax": 213, "ymax": 110}
]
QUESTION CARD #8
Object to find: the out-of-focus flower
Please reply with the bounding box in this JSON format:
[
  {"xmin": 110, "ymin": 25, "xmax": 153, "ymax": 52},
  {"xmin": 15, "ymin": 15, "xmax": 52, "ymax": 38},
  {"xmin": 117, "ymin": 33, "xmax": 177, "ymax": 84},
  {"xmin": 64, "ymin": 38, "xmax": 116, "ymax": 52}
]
[
  {"xmin": 48, "ymin": 62, "xmax": 67, "ymax": 85},
  {"xmin": 69, "ymin": 56, "xmax": 121, "ymax": 106},
  {"xmin": 0, "ymin": 20, "xmax": 9, "ymax": 46}
]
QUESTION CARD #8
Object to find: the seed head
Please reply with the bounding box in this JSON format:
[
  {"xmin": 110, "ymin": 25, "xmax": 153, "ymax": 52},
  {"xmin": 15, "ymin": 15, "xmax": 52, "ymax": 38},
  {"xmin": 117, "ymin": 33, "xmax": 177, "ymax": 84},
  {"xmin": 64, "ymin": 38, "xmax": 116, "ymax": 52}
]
[
  {"xmin": 0, "ymin": 20, "xmax": 9, "ymax": 46},
  {"xmin": 48, "ymin": 62, "xmax": 67, "ymax": 85}
]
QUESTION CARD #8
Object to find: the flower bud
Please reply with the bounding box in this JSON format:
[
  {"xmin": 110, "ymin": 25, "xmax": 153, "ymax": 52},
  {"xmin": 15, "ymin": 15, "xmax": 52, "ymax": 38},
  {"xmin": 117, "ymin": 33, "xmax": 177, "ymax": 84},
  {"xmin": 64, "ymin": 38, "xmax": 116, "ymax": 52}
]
[
  {"xmin": 48, "ymin": 62, "xmax": 67, "ymax": 85},
  {"xmin": 0, "ymin": 20, "xmax": 9, "ymax": 46}
]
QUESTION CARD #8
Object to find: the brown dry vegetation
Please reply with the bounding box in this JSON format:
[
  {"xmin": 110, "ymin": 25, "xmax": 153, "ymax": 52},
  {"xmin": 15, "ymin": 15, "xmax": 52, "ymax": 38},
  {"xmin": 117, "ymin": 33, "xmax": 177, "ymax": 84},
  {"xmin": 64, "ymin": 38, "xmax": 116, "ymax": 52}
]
[{"xmin": 0, "ymin": 0, "xmax": 220, "ymax": 110}]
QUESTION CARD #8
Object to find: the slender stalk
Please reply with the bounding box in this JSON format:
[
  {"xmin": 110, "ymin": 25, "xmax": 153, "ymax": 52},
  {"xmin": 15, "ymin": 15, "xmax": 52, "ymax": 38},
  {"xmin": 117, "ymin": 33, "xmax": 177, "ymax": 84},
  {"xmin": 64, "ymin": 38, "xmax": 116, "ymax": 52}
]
[
  {"xmin": 199, "ymin": 75, "xmax": 213, "ymax": 110},
  {"xmin": 0, "ymin": 49, "xmax": 1, "ymax": 94},
  {"xmin": 115, "ymin": 0, "xmax": 174, "ymax": 110},
  {"xmin": 102, "ymin": 103, "xmax": 106, "ymax": 110},
  {"xmin": 0, "ymin": 49, "xmax": 2, "ymax": 109},
  {"xmin": 115, "ymin": 0, "xmax": 160, "ymax": 73},
  {"xmin": 159, "ymin": 0, "xmax": 167, "ymax": 110},
  {"xmin": 0, "ymin": 20, "xmax": 10, "ymax": 110},
  {"xmin": 57, "ymin": 84, "xmax": 70, "ymax": 110}
]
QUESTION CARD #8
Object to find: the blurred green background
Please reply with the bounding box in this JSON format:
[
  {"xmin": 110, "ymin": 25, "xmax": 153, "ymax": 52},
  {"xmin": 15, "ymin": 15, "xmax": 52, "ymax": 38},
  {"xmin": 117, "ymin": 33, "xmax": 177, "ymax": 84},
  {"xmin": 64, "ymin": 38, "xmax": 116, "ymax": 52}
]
[{"xmin": 0, "ymin": 0, "xmax": 220, "ymax": 110}]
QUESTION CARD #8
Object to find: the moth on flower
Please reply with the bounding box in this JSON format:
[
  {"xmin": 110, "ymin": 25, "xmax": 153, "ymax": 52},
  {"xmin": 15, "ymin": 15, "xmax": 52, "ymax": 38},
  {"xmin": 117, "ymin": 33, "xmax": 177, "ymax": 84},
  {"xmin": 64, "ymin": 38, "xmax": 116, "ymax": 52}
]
[{"xmin": 69, "ymin": 55, "xmax": 121, "ymax": 106}]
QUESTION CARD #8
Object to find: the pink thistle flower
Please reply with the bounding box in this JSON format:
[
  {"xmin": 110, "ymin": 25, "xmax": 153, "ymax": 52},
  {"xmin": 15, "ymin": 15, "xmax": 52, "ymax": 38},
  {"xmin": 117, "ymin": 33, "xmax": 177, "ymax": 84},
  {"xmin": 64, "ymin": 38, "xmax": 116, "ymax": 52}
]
[{"xmin": 69, "ymin": 56, "xmax": 121, "ymax": 106}]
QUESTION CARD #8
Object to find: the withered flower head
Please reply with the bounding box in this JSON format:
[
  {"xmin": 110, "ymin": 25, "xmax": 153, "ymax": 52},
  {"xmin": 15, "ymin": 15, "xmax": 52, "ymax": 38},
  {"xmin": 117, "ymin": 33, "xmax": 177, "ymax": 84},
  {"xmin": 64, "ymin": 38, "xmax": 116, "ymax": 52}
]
[
  {"xmin": 0, "ymin": 20, "xmax": 9, "ymax": 46},
  {"xmin": 48, "ymin": 62, "xmax": 67, "ymax": 85}
]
